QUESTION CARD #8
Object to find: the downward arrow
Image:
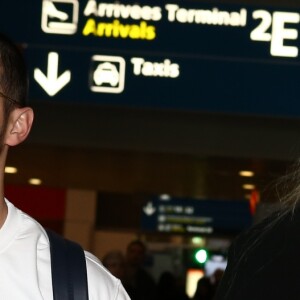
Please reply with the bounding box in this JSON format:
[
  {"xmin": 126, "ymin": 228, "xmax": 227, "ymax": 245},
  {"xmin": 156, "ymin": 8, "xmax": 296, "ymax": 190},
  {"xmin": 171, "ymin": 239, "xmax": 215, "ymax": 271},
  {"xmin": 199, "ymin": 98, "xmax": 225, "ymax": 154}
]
[
  {"xmin": 143, "ymin": 201, "xmax": 156, "ymax": 216},
  {"xmin": 34, "ymin": 52, "xmax": 71, "ymax": 96}
]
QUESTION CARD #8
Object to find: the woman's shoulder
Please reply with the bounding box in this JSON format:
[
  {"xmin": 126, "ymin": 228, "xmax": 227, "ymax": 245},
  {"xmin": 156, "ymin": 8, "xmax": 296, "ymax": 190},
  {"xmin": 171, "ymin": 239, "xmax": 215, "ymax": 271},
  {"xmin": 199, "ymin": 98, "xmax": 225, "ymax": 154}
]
[
  {"xmin": 234, "ymin": 205, "xmax": 300, "ymax": 250},
  {"xmin": 215, "ymin": 206, "xmax": 300, "ymax": 300}
]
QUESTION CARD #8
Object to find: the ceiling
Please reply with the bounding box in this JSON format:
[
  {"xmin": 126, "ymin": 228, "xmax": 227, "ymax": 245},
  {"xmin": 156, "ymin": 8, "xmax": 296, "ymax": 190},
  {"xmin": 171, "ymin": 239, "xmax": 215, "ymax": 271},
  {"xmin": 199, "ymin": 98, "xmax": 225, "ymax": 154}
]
[{"xmin": 5, "ymin": 102, "xmax": 297, "ymax": 203}]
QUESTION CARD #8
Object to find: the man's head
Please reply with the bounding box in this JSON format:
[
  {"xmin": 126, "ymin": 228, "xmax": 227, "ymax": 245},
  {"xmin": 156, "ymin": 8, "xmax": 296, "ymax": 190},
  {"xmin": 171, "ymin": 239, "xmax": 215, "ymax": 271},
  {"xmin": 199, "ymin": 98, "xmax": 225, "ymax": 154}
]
[
  {"xmin": 102, "ymin": 250, "xmax": 126, "ymax": 279},
  {"xmin": 0, "ymin": 33, "xmax": 33, "ymax": 152},
  {"xmin": 126, "ymin": 239, "xmax": 147, "ymax": 268}
]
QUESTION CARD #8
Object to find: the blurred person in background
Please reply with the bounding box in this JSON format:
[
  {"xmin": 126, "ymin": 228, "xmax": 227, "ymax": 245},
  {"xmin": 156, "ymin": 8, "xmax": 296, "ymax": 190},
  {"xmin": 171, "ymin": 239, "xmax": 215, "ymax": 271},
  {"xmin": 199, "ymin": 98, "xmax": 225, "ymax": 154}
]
[
  {"xmin": 193, "ymin": 277, "xmax": 213, "ymax": 300},
  {"xmin": 157, "ymin": 271, "xmax": 190, "ymax": 300},
  {"xmin": 214, "ymin": 162, "xmax": 300, "ymax": 300},
  {"xmin": 210, "ymin": 268, "xmax": 224, "ymax": 296},
  {"xmin": 0, "ymin": 33, "xmax": 130, "ymax": 299},
  {"xmin": 123, "ymin": 239, "xmax": 157, "ymax": 300},
  {"xmin": 102, "ymin": 250, "xmax": 126, "ymax": 280}
]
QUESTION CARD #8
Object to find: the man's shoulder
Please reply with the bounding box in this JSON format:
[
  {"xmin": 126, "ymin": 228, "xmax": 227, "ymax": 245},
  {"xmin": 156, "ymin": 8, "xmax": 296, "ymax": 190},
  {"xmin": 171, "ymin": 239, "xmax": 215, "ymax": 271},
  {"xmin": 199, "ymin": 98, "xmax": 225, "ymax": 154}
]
[
  {"xmin": 84, "ymin": 250, "xmax": 120, "ymax": 285},
  {"xmin": 84, "ymin": 251, "xmax": 130, "ymax": 299},
  {"xmin": 6, "ymin": 201, "xmax": 130, "ymax": 299}
]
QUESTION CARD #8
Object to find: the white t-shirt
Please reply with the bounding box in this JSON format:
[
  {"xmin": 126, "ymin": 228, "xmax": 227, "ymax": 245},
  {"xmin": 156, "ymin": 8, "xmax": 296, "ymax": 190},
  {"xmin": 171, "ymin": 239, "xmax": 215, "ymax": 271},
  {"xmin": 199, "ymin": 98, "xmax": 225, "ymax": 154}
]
[{"xmin": 0, "ymin": 200, "xmax": 130, "ymax": 300}]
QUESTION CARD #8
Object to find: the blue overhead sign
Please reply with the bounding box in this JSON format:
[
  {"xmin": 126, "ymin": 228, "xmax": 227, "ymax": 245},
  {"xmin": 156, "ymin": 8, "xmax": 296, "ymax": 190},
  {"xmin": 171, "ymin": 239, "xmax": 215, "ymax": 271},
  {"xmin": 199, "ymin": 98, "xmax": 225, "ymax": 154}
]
[
  {"xmin": 141, "ymin": 196, "xmax": 252, "ymax": 234},
  {"xmin": 1, "ymin": 1, "xmax": 300, "ymax": 117}
]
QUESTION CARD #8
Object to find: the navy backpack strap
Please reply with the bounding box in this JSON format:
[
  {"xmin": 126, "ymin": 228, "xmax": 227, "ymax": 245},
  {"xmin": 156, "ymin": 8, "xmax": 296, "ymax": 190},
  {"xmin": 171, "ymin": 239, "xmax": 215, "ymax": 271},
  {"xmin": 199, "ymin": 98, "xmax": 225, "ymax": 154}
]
[{"xmin": 46, "ymin": 229, "xmax": 89, "ymax": 300}]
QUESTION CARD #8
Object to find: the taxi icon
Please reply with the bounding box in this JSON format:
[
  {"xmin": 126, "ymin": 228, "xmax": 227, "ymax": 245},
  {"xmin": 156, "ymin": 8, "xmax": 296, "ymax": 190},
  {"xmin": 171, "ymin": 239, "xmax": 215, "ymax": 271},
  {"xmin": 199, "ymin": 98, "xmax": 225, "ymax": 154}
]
[{"xmin": 93, "ymin": 62, "xmax": 119, "ymax": 86}]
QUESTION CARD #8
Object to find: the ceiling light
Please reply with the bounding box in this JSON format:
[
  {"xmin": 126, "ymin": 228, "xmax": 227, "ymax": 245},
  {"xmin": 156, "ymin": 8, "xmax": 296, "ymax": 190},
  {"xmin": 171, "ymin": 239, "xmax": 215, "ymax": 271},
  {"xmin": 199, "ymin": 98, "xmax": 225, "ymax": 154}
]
[
  {"xmin": 239, "ymin": 170, "xmax": 254, "ymax": 177},
  {"xmin": 242, "ymin": 184, "xmax": 255, "ymax": 190},
  {"xmin": 192, "ymin": 237, "xmax": 204, "ymax": 245},
  {"xmin": 28, "ymin": 178, "xmax": 42, "ymax": 185},
  {"xmin": 5, "ymin": 166, "xmax": 17, "ymax": 174}
]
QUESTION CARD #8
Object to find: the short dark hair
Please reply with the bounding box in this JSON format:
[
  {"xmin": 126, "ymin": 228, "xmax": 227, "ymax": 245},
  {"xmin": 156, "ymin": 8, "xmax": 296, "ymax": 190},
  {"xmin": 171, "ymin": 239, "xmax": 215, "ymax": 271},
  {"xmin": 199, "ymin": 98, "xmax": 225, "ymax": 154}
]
[
  {"xmin": 0, "ymin": 33, "xmax": 27, "ymax": 109},
  {"xmin": 0, "ymin": 33, "xmax": 28, "ymax": 145},
  {"xmin": 127, "ymin": 239, "xmax": 146, "ymax": 252}
]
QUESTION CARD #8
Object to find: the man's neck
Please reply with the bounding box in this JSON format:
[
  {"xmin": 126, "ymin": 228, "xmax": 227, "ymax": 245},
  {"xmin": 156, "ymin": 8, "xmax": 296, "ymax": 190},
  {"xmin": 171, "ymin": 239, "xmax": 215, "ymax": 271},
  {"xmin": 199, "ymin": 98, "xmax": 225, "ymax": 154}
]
[
  {"xmin": 0, "ymin": 146, "xmax": 9, "ymax": 228},
  {"xmin": 0, "ymin": 198, "xmax": 7, "ymax": 229}
]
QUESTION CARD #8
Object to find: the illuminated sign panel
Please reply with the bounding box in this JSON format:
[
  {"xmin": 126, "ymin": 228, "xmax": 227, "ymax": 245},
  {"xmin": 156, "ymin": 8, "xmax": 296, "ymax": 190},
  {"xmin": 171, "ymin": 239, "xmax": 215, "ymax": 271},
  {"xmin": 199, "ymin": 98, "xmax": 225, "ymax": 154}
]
[
  {"xmin": 1, "ymin": 1, "xmax": 300, "ymax": 117},
  {"xmin": 141, "ymin": 196, "xmax": 252, "ymax": 234}
]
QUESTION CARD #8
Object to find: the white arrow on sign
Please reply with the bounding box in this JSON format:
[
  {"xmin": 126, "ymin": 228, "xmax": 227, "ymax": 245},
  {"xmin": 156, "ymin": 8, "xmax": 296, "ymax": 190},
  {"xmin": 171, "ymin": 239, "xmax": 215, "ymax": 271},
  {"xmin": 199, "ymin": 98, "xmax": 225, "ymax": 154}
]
[
  {"xmin": 143, "ymin": 201, "xmax": 156, "ymax": 216},
  {"xmin": 34, "ymin": 52, "xmax": 71, "ymax": 96}
]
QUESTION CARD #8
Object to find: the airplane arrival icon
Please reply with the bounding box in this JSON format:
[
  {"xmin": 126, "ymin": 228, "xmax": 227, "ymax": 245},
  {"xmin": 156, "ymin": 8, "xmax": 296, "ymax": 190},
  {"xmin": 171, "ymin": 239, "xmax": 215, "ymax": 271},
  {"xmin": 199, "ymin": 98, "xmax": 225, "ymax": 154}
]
[{"xmin": 41, "ymin": 0, "xmax": 79, "ymax": 34}]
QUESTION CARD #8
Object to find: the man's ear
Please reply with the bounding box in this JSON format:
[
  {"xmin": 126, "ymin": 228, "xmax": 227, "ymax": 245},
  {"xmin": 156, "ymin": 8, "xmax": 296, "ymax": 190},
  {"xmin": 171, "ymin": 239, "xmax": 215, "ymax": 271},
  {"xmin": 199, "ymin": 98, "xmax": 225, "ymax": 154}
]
[{"xmin": 5, "ymin": 107, "xmax": 34, "ymax": 146}]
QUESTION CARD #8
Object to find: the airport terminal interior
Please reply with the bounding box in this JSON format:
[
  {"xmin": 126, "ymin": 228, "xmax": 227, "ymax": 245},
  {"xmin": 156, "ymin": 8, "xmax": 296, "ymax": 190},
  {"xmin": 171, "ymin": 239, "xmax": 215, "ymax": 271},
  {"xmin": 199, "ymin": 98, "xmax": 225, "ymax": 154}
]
[{"xmin": 2, "ymin": 0, "xmax": 300, "ymax": 297}]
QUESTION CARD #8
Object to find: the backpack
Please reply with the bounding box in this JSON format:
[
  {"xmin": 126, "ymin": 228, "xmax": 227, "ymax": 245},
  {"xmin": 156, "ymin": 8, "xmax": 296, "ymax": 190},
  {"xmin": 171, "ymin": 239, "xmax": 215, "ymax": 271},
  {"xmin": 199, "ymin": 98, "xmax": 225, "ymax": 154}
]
[{"xmin": 46, "ymin": 229, "xmax": 89, "ymax": 300}]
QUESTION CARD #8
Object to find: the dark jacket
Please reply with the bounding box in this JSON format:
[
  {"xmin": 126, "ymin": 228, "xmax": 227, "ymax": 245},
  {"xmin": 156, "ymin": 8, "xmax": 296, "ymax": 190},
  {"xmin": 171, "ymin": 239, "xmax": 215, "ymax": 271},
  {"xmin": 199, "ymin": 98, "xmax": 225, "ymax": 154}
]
[{"xmin": 214, "ymin": 207, "xmax": 300, "ymax": 300}]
